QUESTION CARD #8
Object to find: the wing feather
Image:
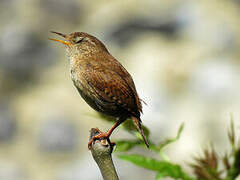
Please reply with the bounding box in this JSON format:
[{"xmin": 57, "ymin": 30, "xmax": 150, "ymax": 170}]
[{"xmin": 82, "ymin": 67, "xmax": 138, "ymax": 115}]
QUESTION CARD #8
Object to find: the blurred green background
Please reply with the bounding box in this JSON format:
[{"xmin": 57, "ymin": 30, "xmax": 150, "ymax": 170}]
[{"xmin": 0, "ymin": 0, "xmax": 240, "ymax": 179}]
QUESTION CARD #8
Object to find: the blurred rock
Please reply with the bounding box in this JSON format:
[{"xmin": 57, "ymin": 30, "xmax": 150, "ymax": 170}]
[
  {"xmin": 190, "ymin": 60, "xmax": 239, "ymax": 102},
  {"xmin": 0, "ymin": 104, "xmax": 17, "ymax": 142},
  {"xmin": 58, "ymin": 156, "xmax": 155, "ymax": 180},
  {"xmin": 0, "ymin": 0, "xmax": 18, "ymax": 5},
  {"xmin": 39, "ymin": 0, "xmax": 83, "ymax": 24},
  {"xmin": 57, "ymin": 157, "xmax": 100, "ymax": 180},
  {"xmin": 0, "ymin": 162, "xmax": 26, "ymax": 180},
  {"xmin": 105, "ymin": 17, "xmax": 181, "ymax": 46},
  {"xmin": 190, "ymin": 23, "xmax": 236, "ymax": 52},
  {"xmin": 0, "ymin": 25, "xmax": 55, "ymax": 81},
  {"xmin": 174, "ymin": 2, "xmax": 201, "ymax": 30},
  {"xmin": 233, "ymin": 0, "xmax": 240, "ymax": 4},
  {"xmin": 38, "ymin": 118, "xmax": 78, "ymax": 152},
  {"xmin": 176, "ymin": 3, "xmax": 236, "ymax": 52}
]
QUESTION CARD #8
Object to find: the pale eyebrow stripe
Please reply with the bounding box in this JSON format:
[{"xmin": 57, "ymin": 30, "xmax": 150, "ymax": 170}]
[{"xmin": 85, "ymin": 37, "xmax": 96, "ymax": 46}]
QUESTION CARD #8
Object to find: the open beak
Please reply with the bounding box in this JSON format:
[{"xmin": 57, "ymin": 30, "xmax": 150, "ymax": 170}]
[{"xmin": 48, "ymin": 31, "xmax": 71, "ymax": 45}]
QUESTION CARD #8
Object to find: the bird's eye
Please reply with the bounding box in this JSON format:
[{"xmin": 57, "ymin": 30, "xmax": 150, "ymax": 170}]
[{"xmin": 75, "ymin": 37, "xmax": 84, "ymax": 43}]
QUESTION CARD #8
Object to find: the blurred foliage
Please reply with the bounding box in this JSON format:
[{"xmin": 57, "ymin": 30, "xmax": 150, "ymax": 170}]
[
  {"xmin": 116, "ymin": 120, "xmax": 240, "ymax": 180},
  {"xmin": 191, "ymin": 120, "xmax": 240, "ymax": 180},
  {"xmin": 118, "ymin": 154, "xmax": 194, "ymax": 180},
  {"xmin": 191, "ymin": 148, "xmax": 221, "ymax": 180}
]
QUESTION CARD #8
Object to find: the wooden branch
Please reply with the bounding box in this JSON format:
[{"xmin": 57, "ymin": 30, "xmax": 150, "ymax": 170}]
[{"xmin": 89, "ymin": 128, "xmax": 119, "ymax": 180}]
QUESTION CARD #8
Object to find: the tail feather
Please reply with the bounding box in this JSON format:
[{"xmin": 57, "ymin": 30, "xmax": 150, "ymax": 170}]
[{"xmin": 132, "ymin": 116, "xmax": 149, "ymax": 148}]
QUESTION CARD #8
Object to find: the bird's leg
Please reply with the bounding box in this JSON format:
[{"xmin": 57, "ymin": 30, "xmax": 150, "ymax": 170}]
[{"xmin": 88, "ymin": 117, "xmax": 126, "ymax": 149}]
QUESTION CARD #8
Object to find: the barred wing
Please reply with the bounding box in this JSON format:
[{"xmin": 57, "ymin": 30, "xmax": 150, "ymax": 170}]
[{"xmin": 82, "ymin": 67, "xmax": 139, "ymax": 116}]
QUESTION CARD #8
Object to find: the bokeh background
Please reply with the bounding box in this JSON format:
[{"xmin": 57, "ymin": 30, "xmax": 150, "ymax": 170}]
[{"xmin": 0, "ymin": 0, "xmax": 240, "ymax": 179}]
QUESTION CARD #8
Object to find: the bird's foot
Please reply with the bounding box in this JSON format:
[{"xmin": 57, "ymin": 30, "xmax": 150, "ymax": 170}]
[{"xmin": 88, "ymin": 129, "xmax": 115, "ymax": 149}]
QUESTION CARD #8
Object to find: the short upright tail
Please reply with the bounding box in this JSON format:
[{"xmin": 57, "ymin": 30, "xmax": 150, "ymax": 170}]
[{"xmin": 132, "ymin": 116, "xmax": 149, "ymax": 148}]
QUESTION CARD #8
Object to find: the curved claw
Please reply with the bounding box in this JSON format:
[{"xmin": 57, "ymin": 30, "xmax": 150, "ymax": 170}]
[{"xmin": 88, "ymin": 132, "xmax": 113, "ymax": 149}]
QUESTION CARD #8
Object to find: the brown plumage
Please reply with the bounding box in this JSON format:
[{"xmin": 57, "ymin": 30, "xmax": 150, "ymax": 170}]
[{"xmin": 49, "ymin": 31, "xmax": 149, "ymax": 148}]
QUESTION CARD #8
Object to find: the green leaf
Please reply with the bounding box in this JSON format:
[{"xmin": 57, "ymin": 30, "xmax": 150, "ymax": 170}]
[
  {"xmin": 158, "ymin": 123, "xmax": 184, "ymax": 151},
  {"xmin": 118, "ymin": 154, "xmax": 169, "ymax": 171},
  {"xmin": 115, "ymin": 140, "xmax": 141, "ymax": 152},
  {"xmin": 118, "ymin": 154, "xmax": 194, "ymax": 180},
  {"xmin": 155, "ymin": 170, "xmax": 193, "ymax": 180},
  {"xmin": 155, "ymin": 171, "xmax": 170, "ymax": 179},
  {"xmin": 228, "ymin": 115, "xmax": 235, "ymax": 150},
  {"xmin": 227, "ymin": 147, "xmax": 240, "ymax": 179}
]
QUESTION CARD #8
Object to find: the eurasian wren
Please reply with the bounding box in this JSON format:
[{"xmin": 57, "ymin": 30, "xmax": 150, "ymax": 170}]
[{"xmin": 49, "ymin": 31, "xmax": 149, "ymax": 148}]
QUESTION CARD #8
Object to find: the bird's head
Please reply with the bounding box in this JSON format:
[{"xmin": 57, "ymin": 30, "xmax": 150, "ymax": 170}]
[{"xmin": 49, "ymin": 31, "xmax": 108, "ymax": 57}]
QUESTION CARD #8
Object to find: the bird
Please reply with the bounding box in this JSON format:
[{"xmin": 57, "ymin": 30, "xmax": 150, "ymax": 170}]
[{"xmin": 49, "ymin": 31, "xmax": 149, "ymax": 149}]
